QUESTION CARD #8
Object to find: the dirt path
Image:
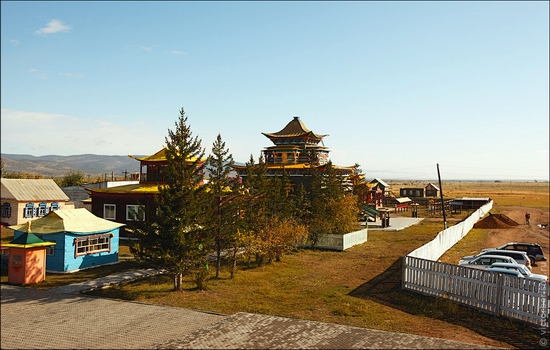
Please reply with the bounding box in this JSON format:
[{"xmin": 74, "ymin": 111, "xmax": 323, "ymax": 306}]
[{"xmin": 483, "ymin": 206, "xmax": 549, "ymax": 275}]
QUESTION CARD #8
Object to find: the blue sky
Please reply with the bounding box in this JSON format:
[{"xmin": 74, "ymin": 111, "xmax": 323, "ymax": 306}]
[{"xmin": 1, "ymin": 1, "xmax": 548, "ymax": 180}]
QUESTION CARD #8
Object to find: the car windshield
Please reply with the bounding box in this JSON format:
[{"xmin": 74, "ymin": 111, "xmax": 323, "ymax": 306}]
[{"xmin": 516, "ymin": 265, "xmax": 531, "ymax": 276}]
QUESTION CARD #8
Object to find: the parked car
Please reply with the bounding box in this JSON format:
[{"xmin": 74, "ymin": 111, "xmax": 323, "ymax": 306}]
[
  {"xmin": 486, "ymin": 267, "xmax": 524, "ymax": 278},
  {"xmin": 490, "ymin": 262, "xmax": 548, "ymax": 283},
  {"xmin": 459, "ymin": 250, "xmax": 532, "ymax": 271},
  {"xmin": 459, "ymin": 255, "xmax": 518, "ymax": 270},
  {"xmin": 482, "ymin": 242, "xmax": 546, "ymax": 265}
]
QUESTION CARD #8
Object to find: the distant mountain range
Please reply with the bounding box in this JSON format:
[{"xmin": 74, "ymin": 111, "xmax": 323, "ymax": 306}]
[
  {"xmin": 1, "ymin": 153, "xmax": 246, "ymax": 179},
  {"xmin": 1, "ymin": 153, "xmax": 143, "ymax": 178}
]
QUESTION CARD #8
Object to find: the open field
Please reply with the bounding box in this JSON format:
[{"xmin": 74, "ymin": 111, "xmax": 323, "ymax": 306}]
[{"xmin": 2, "ymin": 181, "xmax": 548, "ymax": 348}]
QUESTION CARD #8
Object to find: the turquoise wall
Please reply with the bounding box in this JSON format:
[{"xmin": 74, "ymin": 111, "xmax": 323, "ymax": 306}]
[{"xmin": 13, "ymin": 229, "xmax": 119, "ymax": 272}]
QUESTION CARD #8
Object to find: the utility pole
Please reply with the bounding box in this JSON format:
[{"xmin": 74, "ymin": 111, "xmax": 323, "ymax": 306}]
[{"xmin": 437, "ymin": 163, "xmax": 447, "ymax": 230}]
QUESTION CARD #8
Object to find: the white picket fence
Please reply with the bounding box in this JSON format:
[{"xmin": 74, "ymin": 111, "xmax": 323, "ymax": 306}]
[
  {"xmin": 403, "ymin": 256, "xmax": 549, "ymax": 326},
  {"xmin": 402, "ymin": 200, "xmax": 549, "ymax": 326}
]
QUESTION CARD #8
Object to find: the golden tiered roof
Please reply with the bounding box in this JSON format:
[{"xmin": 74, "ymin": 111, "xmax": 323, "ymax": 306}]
[
  {"xmin": 129, "ymin": 148, "xmax": 205, "ymax": 162},
  {"xmin": 262, "ymin": 116, "xmax": 327, "ymax": 140}
]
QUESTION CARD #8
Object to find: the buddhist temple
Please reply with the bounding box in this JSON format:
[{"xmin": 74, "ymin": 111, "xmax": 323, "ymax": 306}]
[{"xmin": 235, "ymin": 117, "xmax": 353, "ymax": 189}]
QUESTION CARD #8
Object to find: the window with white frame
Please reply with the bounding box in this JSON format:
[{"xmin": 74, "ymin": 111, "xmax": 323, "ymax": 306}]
[
  {"xmin": 103, "ymin": 204, "xmax": 116, "ymax": 220},
  {"xmin": 1, "ymin": 203, "xmax": 11, "ymax": 218},
  {"xmin": 50, "ymin": 202, "xmax": 60, "ymax": 211},
  {"xmin": 24, "ymin": 203, "xmax": 35, "ymax": 218},
  {"xmin": 74, "ymin": 234, "xmax": 111, "ymax": 257},
  {"xmin": 37, "ymin": 202, "xmax": 48, "ymax": 217},
  {"xmin": 126, "ymin": 205, "xmax": 145, "ymax": 221}
]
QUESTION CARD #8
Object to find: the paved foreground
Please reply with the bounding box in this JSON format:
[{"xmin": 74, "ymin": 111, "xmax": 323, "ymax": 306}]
[{"xmin": 1, "ymin": 284, "xmax": 497, "ymax": 349}]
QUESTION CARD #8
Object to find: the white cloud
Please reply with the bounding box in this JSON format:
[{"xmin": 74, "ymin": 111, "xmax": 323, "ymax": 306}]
[
  {"xmin": 28, "ymin": 68, "xmax": 48, "ymax": 80},
  {"xmin": 59, "ymin": 72, "xmax": 85, "ymax": 78},
  {"xmin": 10, "ymin": 39, "xmax": 19, "ymax": 46},
  {"xmin": 171, "ymin": 50, "xmax": 186, "ymax": 55},
  {"xmin": 0, "ymin": 108, "xmax": 168, "ymax": 156},
  {"xmin": 139, "ymin": 45, "xmax": 160, "ymax": 52},
  {"xmin": 35, "ymin": 19, "xmax": 72, "ymax": 35}
]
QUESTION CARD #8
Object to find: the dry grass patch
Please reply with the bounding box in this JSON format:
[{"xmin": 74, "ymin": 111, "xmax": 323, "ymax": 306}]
[{"xmin": 87, "ymin": 220, "xmax": 541, "ymax": 347}]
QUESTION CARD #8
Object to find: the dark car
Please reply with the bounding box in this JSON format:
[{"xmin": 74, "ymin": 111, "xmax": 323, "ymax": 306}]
[{"xmin": 483, "ymin": 242, "xmax": 546, "ymax": 265}]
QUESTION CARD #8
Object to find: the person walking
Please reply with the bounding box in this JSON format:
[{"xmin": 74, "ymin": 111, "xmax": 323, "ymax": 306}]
[{"xmin": 525, "ymin": 212, "xmax": 531, "ymax": 225}]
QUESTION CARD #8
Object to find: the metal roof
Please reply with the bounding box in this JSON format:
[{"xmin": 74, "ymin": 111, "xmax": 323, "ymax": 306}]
[
  {"xmin": 426, "ymin": 183, "xmax": 440, "ymax": 191},
  {"xmin": 1, "ymin": 179, "xmax": 70, "ymax": 202},
  {"xmin": 8, "ymin": 208, "xmax": 124, "ymax": 234},
  {"xmin": 396, "ymin": 197, "xmax": 412, "ymax": 203},
  {"xmin": 369, "ymin": 178, "xmax": 389, "ymax": 188}
]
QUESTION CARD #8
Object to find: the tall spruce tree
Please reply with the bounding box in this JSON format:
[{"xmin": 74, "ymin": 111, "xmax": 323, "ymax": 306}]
[
  {"xmin": 133, "ymin": 108, "xmax": 211, "ymax": 291},
  {"xmin": 206, "ymin": 134, "xmax": 236, "ymax": 278}
]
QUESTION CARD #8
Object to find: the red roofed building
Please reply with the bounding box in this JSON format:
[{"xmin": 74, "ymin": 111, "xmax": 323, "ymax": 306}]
[{"xmin": 87, "ymin": 148, "xmax": 205, "ymax": 234}]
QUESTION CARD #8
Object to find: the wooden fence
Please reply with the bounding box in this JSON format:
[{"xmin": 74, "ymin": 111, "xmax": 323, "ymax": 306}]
[{"xmin": 403, "ymin": 256, "xmax": 549, "ymax": 327}]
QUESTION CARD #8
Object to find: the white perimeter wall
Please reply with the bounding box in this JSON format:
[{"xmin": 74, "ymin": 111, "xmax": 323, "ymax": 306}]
[{"xmin": 407, "ymin": 200, "xmax": 493, "ymax": 261}]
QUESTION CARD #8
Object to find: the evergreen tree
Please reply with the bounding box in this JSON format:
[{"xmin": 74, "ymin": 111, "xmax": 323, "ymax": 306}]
[
  {"xmin": 132, "ymin": 108, "xmax": 211, "ymax": 291},
  {"xmin": 350, "ymin": 163, "xmax": 368, "ymax": 210},
  {"xmin": 206, "ymin": 134, "xmax": 236, "ymax": 278}
]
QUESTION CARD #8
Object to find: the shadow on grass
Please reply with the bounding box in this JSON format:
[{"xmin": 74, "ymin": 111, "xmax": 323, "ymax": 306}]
[{"xmin": 348, "ymin": 257, "xmax": 547, "ymax": 349}]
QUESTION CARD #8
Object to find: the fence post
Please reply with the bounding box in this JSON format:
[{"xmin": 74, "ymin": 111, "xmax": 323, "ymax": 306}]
[
  {"xmin": 495, "ymin": 274, "xmax": 503, "ymax": 316},
  {"xmin": 401, "ymin": 255, "xmax": 407, "ymax": 290}
]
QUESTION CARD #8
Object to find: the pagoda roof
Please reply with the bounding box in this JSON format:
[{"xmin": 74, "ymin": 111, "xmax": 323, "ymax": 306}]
[
  {"xmin": 262, "ymin": 117, "xmax": 328, "ymax": 140},
  {"xmin": 3, "ymin": 232, "xmax": 57, "ymax": 248},
  {"xmin": 129, "ymin": 148, "xmax": 205, "ymax": 162}
]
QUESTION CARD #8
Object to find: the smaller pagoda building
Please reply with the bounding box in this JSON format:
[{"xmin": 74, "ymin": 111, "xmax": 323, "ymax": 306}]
[
  {"xmin": 87, "ymin": 148, "xmax": 205, "ymax": 233},
  {"xmin": 3, "ymin": 222, "xmax": 56, "ymax": 284},
  {"xmin": 235, "ymin": 117, "xmax": 353, "ymax": 190}
]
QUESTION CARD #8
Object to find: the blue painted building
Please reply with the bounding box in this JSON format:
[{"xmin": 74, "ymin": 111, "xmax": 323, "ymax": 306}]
[{"xmin": 9, "ymin": 208, "xmax": 124, "ymax": 273}]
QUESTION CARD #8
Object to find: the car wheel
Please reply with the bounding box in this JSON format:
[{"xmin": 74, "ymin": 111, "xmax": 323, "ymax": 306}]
[{"xmin": 529, "ymin": 256, "xmax": 536, "ymax": 267}]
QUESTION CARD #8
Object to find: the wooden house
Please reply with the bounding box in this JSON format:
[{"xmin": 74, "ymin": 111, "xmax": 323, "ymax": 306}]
[
  {"xmin": 400, "ymin": 187, "xmax": 424, "ymax": 198},
  {"xmin": 425, "ymin": 183, "xmax": 440, "ymax": 197},
  {"xmin": 1, "ymin": 179, "xmax": 73, "ymax": 226},
  {"xmin": 369, "ymin": 178, "xmax": 390, "ymax": 196},
  {"xmin": 8, "ymin": 208, "xmax": 124, "ymax": 273}
]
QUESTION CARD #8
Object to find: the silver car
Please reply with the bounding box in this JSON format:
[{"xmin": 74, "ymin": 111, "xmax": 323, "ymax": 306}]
[
  {"xmin": 459, "ymin": 255, "xmax": 517, "ymax": 270},
  {"xmin": 486, "ymin": 267, "xmax": 524, "ymax": 278},
  {"xmin": 459, "ymin": 249, "xmax": 532, "ymax": 271},
  {"xmin": 490, "ymin": 262, "xmax": 548, "ymax": 283}
]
